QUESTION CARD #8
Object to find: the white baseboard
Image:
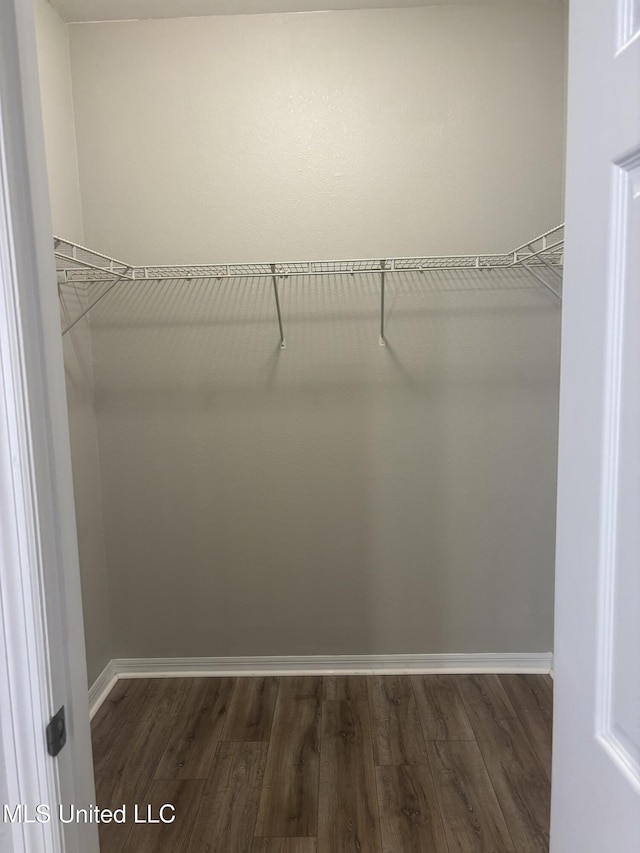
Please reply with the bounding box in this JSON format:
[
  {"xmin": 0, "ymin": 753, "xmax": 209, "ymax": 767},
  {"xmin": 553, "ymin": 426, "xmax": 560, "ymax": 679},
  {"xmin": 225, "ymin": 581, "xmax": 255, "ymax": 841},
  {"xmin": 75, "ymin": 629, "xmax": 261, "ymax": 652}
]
[
  {"xmin": 114, "ymin": 652, "xmax": 553, "ymax": 678},
  {"xmin": 88, "ymin": 659, "xmax": 118, "ymax": 719},
  {"xmin": 89, "ymin": 652, "xmax": 552, "ymax": 715},
  {"xmin": 112, "ymin": 652, "xmax": 552, "ymax": 679}
]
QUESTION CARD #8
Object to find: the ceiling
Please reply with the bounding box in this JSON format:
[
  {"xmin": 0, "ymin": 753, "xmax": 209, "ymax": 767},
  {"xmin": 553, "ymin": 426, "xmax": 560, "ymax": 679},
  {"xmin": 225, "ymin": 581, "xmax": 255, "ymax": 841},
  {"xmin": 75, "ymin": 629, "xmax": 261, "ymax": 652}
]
[{"xmin": 49, "ymin": 0, "xmax": 556, "ymax": 24}]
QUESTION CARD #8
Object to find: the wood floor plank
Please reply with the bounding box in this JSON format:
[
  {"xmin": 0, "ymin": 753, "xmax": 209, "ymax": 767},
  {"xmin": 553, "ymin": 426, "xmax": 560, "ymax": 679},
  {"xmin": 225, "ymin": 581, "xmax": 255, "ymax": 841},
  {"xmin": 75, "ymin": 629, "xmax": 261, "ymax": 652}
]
[
  {"xmin": 457, "ymin": 675, "xmax": 517, "ymax": 723},
  {"xmin": 95, "ymin": 716, "xmax": 171, "ymax": 852},
  {"xmin": 411, "ymin": 675, "xmax": 475, "ymax": 742},
  {"xmin": 369, "ymin": 676, "xmax": 429, "ymax": 765},
  {"xmin": 498, "ymin": 675, "xmax": 553, "ymax": 712},
  {"xmin": 459, "ymin": 677, "xmax": 550, "ymax": 852},
  {"xmin": 222, "ymin": 677, "xmax": 280, "ymax": 742},
  {"xmin": 281, "ymin": 676, "xmax": 323, "ymax": 700},
  {"xmin": 318, "ymin": 700, "xmax": 382, "ymax": 853},
  {"xmin": 119, "ymin": 779, "xmax": 205, "ymax": 853},
  {"xmin": 92, "ymin": 679, "xmax": 155, "ymax": 774},
  {"xmin": 254, "ymin": 679, "xmax": 321, "ymax": 837},
  {"xmin": 376, "ymin": 764, "xmax": 449, "ymax": 852},
  {"xmin": 97, "ymin": 797, "xmax": 138, "ymax": 853},
  {"xmin": 323, "ymin": 675, "xmax": 369, "ymax": 701},
  {"xmin": 91, "ymin": 679, "xmax": 134, "ymax": 729},
  {"xmin": 427, "ymin": 740, "xmax": 515, "ymax": 853},
  {"xmin": 92, "ymin": 674, "xmax": 551, "ymax": 853},
  {"xmin": 153, "ymin": 677, "xmax": 235, "ymax": 780},
  {"xmin": 516, "ymin": 710, "xmax": 553, "ymax": 781},
  {"xmin": 95, "ymin": 716, "xmax": 169, "ymax": 801},
  {"xmin": 184, "ymin": 741, "xmax": 267, "ymax": 853},
  {"xmin": 251, "ymin": 840, "xmax": 317, "ymax": 852},
  {"xmin": 472, "ymin": 716, "xmax": 550, "ymax": 852},
  {"xmin": 136, "ymin": 678, "xmax": 196, "ymax": 726}
]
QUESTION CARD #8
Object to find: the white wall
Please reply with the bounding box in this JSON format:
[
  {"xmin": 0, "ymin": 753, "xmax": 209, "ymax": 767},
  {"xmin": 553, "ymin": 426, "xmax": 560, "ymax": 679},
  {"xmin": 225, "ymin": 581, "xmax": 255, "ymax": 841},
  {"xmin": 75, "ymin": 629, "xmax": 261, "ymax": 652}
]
[
  {"xmin": 34, "ymin": 0, "xmax": 112, "ymax": 685},
  {"xmin": 40, "ymin": 1, "xmax": 565, "ymax": 662},
  {"xmin": 33, "ymin": 0, "xmax": 83, "ymax": 242},
  {"xmin": 91, "ymin": 267, "xmax": 560, "ymax": 658},
  {"xmin": 68, "ymin": 3, "xmax": 567, "ymax": 264}
]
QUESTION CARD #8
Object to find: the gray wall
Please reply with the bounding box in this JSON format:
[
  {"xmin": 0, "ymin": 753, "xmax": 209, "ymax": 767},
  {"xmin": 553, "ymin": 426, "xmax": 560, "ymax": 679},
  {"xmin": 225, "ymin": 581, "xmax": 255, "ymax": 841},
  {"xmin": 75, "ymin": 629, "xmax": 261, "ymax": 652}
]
[
  {"xmin": 41, "ymin": 1, "xmax": 564, "ymax": 662},
  {"xmin": 91, "ymin": 268, "xmax": 560, "ymax": 658},
  {"xmin": 60, "ymin": 302, "xmax": 113, "ymax": 682},
  {"xmin": 68, "ymin": 3, "xmax": 567, "ymax": 264},
  {"xmin": 34, "ymin": 0, "xmax": 83, "ymax": 242},
  {"xmin": 34, "ymin": 0, "xmax": 113, "ymax": 685}
]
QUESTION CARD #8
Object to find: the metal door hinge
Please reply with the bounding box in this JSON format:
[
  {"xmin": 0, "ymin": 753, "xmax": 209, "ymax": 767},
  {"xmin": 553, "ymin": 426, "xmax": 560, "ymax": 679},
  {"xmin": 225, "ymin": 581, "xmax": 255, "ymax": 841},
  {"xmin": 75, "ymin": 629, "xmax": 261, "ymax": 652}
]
[{"xmin": 46, "ymin": 706, "xmax": 66, "ymax": 757}]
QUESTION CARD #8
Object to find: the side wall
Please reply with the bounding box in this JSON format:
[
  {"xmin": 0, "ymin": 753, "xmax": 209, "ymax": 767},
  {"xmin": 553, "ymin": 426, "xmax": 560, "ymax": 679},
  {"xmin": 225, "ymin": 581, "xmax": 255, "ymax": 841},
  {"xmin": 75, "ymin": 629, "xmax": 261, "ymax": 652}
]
[
  {"xmin": 33, "ymin": 0, "xmax": 82, "ymax": 242},
  {"xmin": 66, "ymin": 4, "xmax": 566, "ymax": 659},
  {"xmin": 34, "ymin": 0, "xmax": 112, "ymax": 685}
]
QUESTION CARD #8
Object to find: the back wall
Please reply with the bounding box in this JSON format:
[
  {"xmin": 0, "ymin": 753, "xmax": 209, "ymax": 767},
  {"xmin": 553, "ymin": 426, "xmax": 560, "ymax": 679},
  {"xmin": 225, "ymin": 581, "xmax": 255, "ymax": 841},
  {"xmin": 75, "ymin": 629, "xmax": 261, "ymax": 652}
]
[
  {"xmin": 55, "ymin": 1, "xmax": 565, "ymax": 661},
  {"xmin": 68, "ymin": 2, "xmax": 567, "ymax": 264}
]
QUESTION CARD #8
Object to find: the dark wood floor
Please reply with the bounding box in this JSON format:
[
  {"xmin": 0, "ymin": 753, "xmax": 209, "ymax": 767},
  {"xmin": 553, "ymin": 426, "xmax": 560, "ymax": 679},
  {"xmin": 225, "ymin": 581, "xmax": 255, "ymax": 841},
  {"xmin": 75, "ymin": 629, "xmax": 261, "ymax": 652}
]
[{"xmin": 91, "ymin": 673, "xmax": 552, "ymax": 852}]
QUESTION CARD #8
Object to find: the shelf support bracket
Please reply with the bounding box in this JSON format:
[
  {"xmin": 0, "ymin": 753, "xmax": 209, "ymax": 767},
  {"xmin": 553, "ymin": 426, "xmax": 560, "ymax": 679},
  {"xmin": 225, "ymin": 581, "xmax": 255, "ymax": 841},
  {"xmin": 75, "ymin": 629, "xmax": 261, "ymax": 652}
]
[
  {"xmin": 379, "ymin": 259, "xmax": 386, "ymax": 346},
  {"xmin": 525, "ymin": 243, "xmax": 563, "ymax": 281},
  {"xmin": 270, "ymin": 264, "xmax": 286, "ymax": 349},
  {"xmin": 521, "ymin": 262, "xmax": 562, "ymax": 301},
  {"xmin": 61, "ymin": 268, "xmax": 132, "ymax": 335}
]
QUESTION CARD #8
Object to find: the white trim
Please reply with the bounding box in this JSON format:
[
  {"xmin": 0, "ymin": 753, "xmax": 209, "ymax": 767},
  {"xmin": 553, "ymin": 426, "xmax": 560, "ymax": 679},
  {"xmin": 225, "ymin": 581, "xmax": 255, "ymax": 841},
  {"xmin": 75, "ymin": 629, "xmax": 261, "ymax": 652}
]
[
  {"xmin": 88, "ymin": 652, "xmax": 553, "ymax": 716},
  {"xmin": 113, "ymin": 652, "xmax": 553, "ymax": 678},
  {"xmin": 0, "ymin": 3, "xmax": 98, "ymax": 851},
  {"xmin": 0, "ymin": 3, "xmax": 65, "ymax": 851},
  {"xmin": 88, "ymin": 661, "xmax": 117, "ymax": 720}
]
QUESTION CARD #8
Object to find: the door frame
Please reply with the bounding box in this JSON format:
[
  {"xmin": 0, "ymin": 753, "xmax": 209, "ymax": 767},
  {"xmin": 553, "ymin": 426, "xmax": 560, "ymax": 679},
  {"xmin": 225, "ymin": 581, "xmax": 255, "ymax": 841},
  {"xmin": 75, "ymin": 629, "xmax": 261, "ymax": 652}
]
[{"xmin": 0, "ymin": 1, "xmax": 97, "ymax": 851}]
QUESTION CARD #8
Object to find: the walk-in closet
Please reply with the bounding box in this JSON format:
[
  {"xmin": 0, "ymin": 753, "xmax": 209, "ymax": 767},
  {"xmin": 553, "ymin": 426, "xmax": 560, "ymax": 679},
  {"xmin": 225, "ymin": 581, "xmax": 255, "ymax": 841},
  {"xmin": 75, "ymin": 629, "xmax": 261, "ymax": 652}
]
[{"xmin": 33, "ymin": 0, "xmax": 567, "ymax": 849}]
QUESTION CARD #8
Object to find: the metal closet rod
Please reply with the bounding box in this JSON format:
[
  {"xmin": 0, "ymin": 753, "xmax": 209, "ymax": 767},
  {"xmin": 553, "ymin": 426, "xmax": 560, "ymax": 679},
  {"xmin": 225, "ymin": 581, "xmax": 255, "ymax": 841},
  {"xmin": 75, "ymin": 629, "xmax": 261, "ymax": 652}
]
[{"xmin": 54, "ymin": 224, "xmax": 564, "ymax": 343}]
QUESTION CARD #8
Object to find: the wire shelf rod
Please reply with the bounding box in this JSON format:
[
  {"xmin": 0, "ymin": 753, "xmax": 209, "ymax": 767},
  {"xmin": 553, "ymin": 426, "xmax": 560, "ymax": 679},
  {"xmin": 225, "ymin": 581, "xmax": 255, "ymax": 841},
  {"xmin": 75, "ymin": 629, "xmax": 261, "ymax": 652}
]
[
  {"xmin": 55, "ymin": 237, "xmax": 129, "ymax": 261},
  {"xmin": 55, "ymin": 225, "xmax": 564, "ymax": 335},
  {"xmin": 509, "ymin": 224, "xmax": 564, "ymax": 255},
  {"xmin": 56, "ymin": 260, "xmax": 563, "ymax": 283},
  {"xmin": 509, "ymin": 239, "xmax": 564, "ymax": 267},
  {"xmin": 54, "ymin": 236, "xmax": 564, "ymax": 283},
  {"xmin": 524, "ymin": 245, "xmax": 563, "ymax": 281},
  {"xmin": 55, "ymin": 252, "xmax": 134, "ymax": 280},
  {"xmin": 56, "ymin": 257, "xmax": 562, "ymax": 281}
]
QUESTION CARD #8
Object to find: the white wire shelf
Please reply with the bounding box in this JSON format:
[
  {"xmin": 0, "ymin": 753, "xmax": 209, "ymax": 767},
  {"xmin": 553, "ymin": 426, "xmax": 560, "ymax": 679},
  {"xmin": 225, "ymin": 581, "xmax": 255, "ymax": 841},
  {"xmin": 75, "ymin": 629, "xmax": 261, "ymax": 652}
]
[{"xmin": 55, "ymin": 224, "xmax": 563, "ymax": 341}]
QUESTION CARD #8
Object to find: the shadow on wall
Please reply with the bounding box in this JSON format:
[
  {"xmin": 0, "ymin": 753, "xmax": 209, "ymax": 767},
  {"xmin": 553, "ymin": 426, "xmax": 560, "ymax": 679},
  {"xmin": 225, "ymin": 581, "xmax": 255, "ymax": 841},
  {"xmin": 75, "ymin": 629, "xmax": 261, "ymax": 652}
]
[
  {"xmin": 65, "ymin": 268, "xmax": 561, "ymax": 660},
  {"xmin": 61, "ymin": 288, "xmax": 113, "ymax": 685}
]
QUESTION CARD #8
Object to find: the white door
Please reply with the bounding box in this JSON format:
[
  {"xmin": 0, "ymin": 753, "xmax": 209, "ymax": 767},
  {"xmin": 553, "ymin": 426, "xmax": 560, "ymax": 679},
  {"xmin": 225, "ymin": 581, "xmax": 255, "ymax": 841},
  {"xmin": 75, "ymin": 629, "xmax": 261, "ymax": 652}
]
[
  {"xmin": 551, "ymin": 0, "xmax": 640, "ymax": 850},
  {"xmin": 0, "ymin": 1, "xmax": 98, "ymax": 851}
]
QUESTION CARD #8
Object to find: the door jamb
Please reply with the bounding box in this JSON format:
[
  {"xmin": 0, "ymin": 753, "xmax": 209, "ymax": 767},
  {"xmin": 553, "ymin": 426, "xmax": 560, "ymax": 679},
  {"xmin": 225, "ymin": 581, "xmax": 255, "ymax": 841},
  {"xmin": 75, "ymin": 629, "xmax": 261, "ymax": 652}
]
[{"xmin": 0, "ymin": 1, "xmax": 97, "ymax": 851}]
